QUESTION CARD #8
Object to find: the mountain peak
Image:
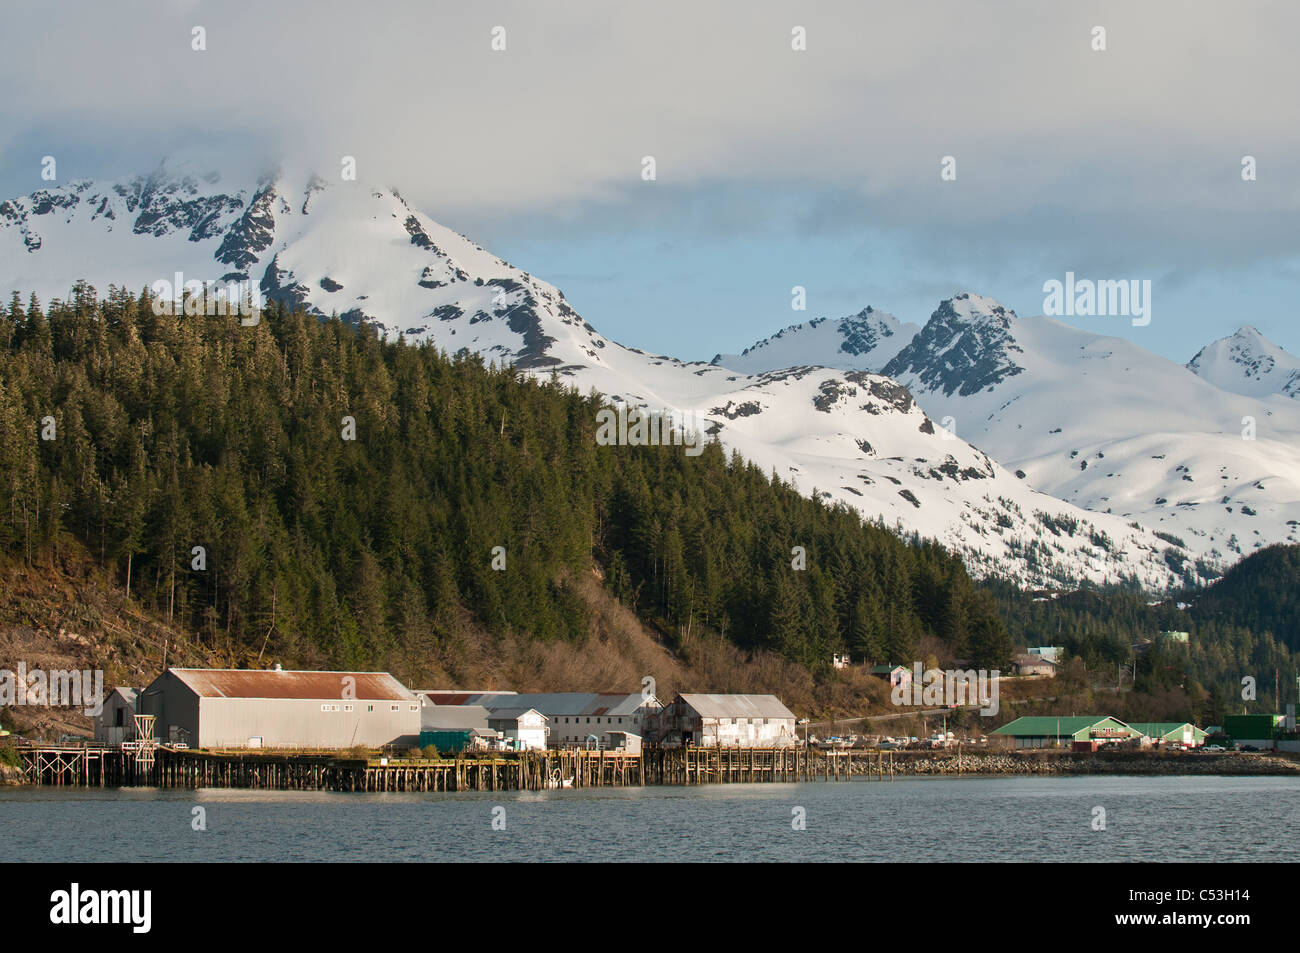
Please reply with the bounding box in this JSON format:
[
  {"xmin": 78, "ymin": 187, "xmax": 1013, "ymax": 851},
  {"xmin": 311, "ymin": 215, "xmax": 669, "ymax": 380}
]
[
  {"xmin": 879, "ymin": 294, "xmax": 1024, "ymax": 397},
  {"xmin": 710, "ymin": 304, "xmax": 919, "ymax": 374},
  {"xmin": 1187, "ymin": 324, "xmax": 1300, "ymax": 400},
  {"xmin": 939, "ymin": 292, "xmax": 1017, "ymax": 326}
]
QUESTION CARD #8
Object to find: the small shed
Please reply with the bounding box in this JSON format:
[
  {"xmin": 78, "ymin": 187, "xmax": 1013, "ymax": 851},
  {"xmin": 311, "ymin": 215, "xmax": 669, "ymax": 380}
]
[
  {"xmin": 604, "ymin": 730, "xmax": 642, "ymax": 753},
  {"xmin": 486, "ymin": 708, "xmax": 547, "ymax": 750},
  {"xmin": 94, "ymin": 687, "xmax": 142, "ymax": 745}
]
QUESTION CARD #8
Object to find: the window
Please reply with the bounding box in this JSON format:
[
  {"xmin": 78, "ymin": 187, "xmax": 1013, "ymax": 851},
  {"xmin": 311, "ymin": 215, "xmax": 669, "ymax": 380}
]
[
  {"xmin": 367, "ymin": 705, "xmax": 374, "ymax": 713},
  {"xmin": 344, "ymin": 704, "xmax": 354, "ymax": 712},
  {"xmin": 409, "ymin": 705, "xmax": 418, "ymax": 711},
  {"xmin": 390, "ymin": 704, "xmax": 400, "ymax": 712}
]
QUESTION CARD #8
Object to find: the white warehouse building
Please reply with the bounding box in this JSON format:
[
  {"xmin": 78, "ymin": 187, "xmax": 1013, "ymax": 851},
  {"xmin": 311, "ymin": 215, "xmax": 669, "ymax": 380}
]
[
  {"xmin": 135, "ymin": 668, "xmax": 421, "ymax": 749},
  {"xmin": 658, "ymin": 693, "xmax": 799, "ymax": 747}
]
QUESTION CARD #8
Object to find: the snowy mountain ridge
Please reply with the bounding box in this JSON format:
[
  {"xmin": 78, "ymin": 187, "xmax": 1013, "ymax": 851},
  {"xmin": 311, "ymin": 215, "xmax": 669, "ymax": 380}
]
[{"xmin": 5, "ymin": 160, "xmax": 1279, "ymax": 592}]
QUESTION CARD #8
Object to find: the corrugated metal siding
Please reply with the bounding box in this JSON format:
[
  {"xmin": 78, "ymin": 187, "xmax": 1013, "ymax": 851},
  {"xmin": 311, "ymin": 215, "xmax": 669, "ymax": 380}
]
[{"xmin": 198, "ymin": 696, "xmax": 419, "ymax": 748}]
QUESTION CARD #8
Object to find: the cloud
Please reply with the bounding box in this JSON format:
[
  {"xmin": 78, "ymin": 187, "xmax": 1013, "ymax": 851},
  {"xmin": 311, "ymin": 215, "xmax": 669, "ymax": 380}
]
[{"xmin": 1, "ymin": 0, "xmax": 1297, "ymax": 356}]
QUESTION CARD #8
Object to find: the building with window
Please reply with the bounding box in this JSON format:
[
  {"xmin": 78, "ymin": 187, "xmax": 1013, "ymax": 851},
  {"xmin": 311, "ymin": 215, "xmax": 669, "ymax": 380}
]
[
  {"xmin": 1011, "ymin": 654, "xmax": 1057, "ymax": 677},
  {"xmin": 93, "ymin": 687, "xmax": 142, "ymax": 745},
  {"xmin": 137, "ymin": 667, "xmax": 421, "ymax": 749},
  {"xmin": 485, "ymin": 708, "xmax": 547, "ymax": 750},
  {"xmin": 1128, "ymin": 722, "xmax": 1206, "ymax": 747},
  {"xmin": 991, "ymin": 716, "xmax": 1142, "ymax": 749},
  {"xmin": 656, "ymin": 693, "xmax": 798, "ymax": 747},
  {"xmin": 417, "ymin": 691, "xmax": 662, "ymax": 748},
  {"xmin": 869, "ymin": 665, "xmax": 912, "ymax": 688}
]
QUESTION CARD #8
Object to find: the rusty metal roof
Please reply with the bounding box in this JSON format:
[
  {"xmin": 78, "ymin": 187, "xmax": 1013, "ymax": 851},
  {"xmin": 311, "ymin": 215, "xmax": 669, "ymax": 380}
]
[
  {"xmin": 165, "ymin": 669, "xmax": 416, "ymax": 701},
  {"xmin": 418, "ymin": 691, "xmax": 517, "ymax": 706}
]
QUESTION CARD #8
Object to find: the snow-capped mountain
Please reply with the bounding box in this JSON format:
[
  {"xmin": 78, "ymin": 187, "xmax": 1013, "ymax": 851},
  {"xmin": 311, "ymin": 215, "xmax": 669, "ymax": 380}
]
[
  {"xmin": 1187, "ymin": 325, "xmax": 1300, "ymax": 401},
  {"xmin": 711, "ymin": 307, "xmax": 919, "ymax": 375},
  {"xmin": 0, "ymin": 161, "xmax": 1223, "ymax": 590},
  {"xmin": 880, "ymin": 295, "xmax": 1300, "ymax": 564}
]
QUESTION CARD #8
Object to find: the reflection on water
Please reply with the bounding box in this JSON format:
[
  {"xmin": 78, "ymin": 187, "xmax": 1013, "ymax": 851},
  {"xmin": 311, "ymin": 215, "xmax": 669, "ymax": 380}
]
[{"xmin": 1, "ymin": 775, "xmax": 1295, "ymax": 862}]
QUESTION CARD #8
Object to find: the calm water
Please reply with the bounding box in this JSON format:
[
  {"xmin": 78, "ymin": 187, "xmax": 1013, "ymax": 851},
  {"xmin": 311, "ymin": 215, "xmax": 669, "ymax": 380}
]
[{"xmin": 2, "ymin": 775, "xmax": 1296, "ymax": 862}]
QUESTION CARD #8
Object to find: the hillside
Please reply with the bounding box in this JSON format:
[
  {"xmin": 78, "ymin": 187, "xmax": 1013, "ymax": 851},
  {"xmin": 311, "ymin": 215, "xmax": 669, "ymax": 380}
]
[
  {"xmin": 1188, "ymin": 544, "xmax": 1300, "ymax": 652},
  {"xmin": 0, "ymin": 291, "xmax": 1014, "ymax": 708},
  {"xmin": 0, "ymin": 542, "xmax": 892, "ymax": 738},
  {"xmin": 2, "ymin": 291, "xmax": 1297, "ymax": 737}
]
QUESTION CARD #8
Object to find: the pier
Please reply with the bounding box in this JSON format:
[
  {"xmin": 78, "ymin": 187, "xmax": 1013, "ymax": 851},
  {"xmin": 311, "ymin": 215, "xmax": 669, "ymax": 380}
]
[{"xmin": 14, "ymin": 743, "xmax": 895, "ymax": 791}]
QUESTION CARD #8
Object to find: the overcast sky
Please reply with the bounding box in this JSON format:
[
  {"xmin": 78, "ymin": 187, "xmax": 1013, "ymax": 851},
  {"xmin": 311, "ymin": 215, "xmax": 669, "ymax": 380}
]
[{"xmin": 2, "ymin": 0, "xmax": 1297, "ymax": 362}]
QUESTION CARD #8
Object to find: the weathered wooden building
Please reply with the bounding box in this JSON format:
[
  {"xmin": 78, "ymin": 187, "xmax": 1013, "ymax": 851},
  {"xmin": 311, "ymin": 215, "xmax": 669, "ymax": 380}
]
[
  {"xmin": 93, "ymin": 687, "xmax": 142, "ymax": 745},
  {"xmin": 138, "ymin": 667, "xmax": 421, "ymax": 749},
  {"xmin": 657, "ymin": 693, "xmax": 798, "ymax": 747}
]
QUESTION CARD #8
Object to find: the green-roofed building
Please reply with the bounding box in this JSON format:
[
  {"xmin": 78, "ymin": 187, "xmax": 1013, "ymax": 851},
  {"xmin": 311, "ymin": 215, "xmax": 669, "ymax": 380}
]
[
  {"xmin": 869, "ymin": 664, "xmax": 912, "ymax": 688},
  {"xmin": 991, "ymin": 716, "xmax": 1140, "ymax": 749},
  {"xmin": 1128, "ymin": 722, "xmax": 1207, "ymax": 748}
]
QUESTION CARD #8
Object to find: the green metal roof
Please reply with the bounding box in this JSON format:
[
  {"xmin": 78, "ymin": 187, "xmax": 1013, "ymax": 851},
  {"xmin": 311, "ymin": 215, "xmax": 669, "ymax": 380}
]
[
  {"xmin": 1128, "ymin": 722, "xmax": 1206, "ymax": 739},
  {"xmin": 992, "ymin": 716, "xmax": 1133, "ymax": 737}
]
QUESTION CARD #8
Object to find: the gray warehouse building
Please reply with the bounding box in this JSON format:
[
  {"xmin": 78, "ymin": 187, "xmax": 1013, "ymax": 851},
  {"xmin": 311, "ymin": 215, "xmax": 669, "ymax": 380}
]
[{"xmin": 139, "ymin": 667, "xmax": 421, "ymax": 750}]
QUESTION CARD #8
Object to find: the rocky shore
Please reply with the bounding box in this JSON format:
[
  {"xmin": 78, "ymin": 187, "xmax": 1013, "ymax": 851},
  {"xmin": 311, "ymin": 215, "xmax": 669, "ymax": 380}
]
[{"xmin": 867, "ymin": 749, "xmax": 1300, "ymax": 777}]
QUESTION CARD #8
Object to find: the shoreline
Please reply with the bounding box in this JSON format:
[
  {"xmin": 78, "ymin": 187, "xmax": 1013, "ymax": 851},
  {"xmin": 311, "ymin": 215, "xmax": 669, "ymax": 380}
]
[
  {"xmin": 5, "ymin": 748, "xmax": 1299, "ymax": 789},
  {"xmin": 877, "ymin": 749, "xmax": 1300, "ymax": 777}
]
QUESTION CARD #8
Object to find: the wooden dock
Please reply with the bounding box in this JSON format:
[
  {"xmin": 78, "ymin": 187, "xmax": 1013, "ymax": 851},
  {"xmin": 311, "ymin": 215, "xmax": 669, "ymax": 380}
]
[{"xmin": 14, "ymin": 744, "xmax": 893, "ymax": 791}]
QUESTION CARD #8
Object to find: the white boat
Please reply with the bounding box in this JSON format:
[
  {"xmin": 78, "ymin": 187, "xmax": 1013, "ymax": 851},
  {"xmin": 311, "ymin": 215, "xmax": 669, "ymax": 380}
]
[{"xmin": 545, "ymin": 770, "xmax": 574, "ymax": 789}]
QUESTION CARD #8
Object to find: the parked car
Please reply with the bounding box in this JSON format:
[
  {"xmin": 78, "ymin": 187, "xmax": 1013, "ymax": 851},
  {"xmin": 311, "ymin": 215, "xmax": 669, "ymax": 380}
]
[
  {"xmin": 1240, "ymin": 744, "xmax": 1259, "ymax": 752},
  {"xmin": 1205, "ymin": 744, "xmax": 1225, "ymax": 751}
]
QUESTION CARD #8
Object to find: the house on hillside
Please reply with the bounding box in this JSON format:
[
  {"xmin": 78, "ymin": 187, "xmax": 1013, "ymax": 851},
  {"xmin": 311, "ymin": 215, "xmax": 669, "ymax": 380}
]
[
  {"xmin": 138, "ymin": 667, "xmax": 421, "ymax": 749},
  {"xmin": 870, "ymin": 665, "xmax": 912, "ymax": 688},
  {"xmin": 657, "ymin": 693, "xmax": 798, "ymax": 747},
  {"xmin": 1011, "ymin": 654, "xmax": 1057, "ymax": 677}
]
